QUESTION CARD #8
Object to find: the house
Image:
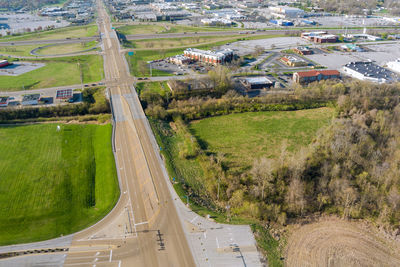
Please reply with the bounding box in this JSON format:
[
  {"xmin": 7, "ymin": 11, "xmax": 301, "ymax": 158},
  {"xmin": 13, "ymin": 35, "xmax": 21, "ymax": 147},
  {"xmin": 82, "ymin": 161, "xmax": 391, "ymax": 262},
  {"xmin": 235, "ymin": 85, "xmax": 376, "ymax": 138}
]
[
  {"xmin": 241, "ymin": 77, "xmax": 274, "ymax": 90},
  {"xmin": 281, "ymin": 56, "xmax": 308, "ymax": 67},
  {"xmin": 342, "ymin": 61, "xmax": 397, "ymax": 83},
  {"xmin": 293, "ymin": 70, "xmax": 340, "ymax": 84}
]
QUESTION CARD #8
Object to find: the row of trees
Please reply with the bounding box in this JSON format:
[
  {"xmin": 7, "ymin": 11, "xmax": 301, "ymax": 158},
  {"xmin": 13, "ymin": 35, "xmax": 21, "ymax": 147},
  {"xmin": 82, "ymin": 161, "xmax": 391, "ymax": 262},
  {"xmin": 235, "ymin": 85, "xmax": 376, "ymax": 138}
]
[{"xmin": 0, "ymin": 0, "xmax": 62, "ymax": 10}]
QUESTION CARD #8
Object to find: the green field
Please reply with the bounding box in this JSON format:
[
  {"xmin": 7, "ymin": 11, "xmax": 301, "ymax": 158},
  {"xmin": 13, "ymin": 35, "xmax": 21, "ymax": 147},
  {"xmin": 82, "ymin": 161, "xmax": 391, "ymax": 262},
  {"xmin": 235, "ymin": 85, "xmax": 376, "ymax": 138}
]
[
  {"xmin": 189, "ymin": 108, "xmax": 334, "ymax": 170},
  {"xmin": 0, "ymin": 24, "xmax": 98, "ymax": 42},
  {"xmin": 35, "ymin": 41, "xmax": 99, "ymax": 55},
  {"xmin": 116, "ymin": 23, "xmax": 237, "ymax": 36},
  {"xmin": 0, "ymin": 44, "xmax": 48, "ymax": 57},
  {"xmin": 0, "ymin": 55, "xmax": 104, "ymax": 91},
  {"xmin": 0, "ymin": 123, "xmax": 119, "ymax": 245},
  {"xmin": 136, "ymin": 81, "xmax": 170, "ymax": 96}
]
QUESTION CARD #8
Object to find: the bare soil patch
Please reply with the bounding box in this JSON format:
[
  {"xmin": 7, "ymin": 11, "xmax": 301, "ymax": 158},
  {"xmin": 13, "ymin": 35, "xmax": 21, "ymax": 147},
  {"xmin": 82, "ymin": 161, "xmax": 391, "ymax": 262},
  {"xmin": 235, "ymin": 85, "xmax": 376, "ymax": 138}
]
[{"xmin": 285, "ymin": 217, "xmax": 400, "ymax": 267}]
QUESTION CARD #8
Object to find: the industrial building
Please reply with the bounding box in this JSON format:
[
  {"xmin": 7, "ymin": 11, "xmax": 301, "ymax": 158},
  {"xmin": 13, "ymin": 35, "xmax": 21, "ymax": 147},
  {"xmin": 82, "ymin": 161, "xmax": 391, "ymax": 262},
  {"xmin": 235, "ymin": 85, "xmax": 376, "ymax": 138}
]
[
  {"xmin": 281, "ymin": 56, "xmax": 308, "ymax": 67},
  {"xmin": 184, "ymin": 48, "xmax": 234, "ymax": 65},
  {"xmin": 269, "ymin": 19, "xmax": 293, "ymax": 26},
  {"xmin": 342, "ymin": 61, "xmax": 397, "ymax": 83},
  {"xmin": 387, "ymin": 59, "xmax": 400, "ymax": 74},
  {"xmin": 293, "ymin": 70, "xmax": 340, "ymax": 84},
  {"xmin": 241, "ymin": 77, "xmax": 274, "ymax": 90}
]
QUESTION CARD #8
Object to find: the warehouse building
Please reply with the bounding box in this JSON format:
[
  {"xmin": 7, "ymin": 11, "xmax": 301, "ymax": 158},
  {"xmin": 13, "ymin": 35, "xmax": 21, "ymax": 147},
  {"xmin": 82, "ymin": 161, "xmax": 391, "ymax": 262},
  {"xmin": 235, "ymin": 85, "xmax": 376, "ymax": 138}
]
[
  {"xmin": 343, "ymin": 61, "xmax": 397, "ymax": 83},
  {"xmin": 241, "ymin": 77, "xmax": 274, "ymax": 90},
  {"xmin": 184, "ymin": 48, "xmax": 234, "ymax": 65},
  {"xmin": 293, "ymin": 70, "xmax": 340, "ymax": 84}
]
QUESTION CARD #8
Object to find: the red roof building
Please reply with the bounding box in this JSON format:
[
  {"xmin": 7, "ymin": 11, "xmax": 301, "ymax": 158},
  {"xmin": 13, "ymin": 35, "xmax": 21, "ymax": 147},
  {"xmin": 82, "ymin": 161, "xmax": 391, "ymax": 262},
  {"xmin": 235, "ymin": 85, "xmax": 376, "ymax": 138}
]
[{"xmin": 293, "ymin": 70, "xmax": 340, "ymax": 84}]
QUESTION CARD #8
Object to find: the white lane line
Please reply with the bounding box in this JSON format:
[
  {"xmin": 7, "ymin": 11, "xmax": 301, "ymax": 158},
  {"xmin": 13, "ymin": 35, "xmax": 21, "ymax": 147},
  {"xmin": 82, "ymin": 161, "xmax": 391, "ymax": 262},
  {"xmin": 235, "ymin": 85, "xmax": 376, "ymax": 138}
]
[
  {"xmin": 95, "ymin": 252, "xmax": 100, "ymax": 256},
  {"xmin": 118, "ymin": 260, "xmax": 122, "ymax": 267},
  {"xmin": 203, "ymin": 232, "xmax": 207, "ymax": 239},
  {"xmin": 216, "ymin": 237, "xmax": 220, "ymax": 249},
  {"xmin": 134, "ymin": 221, "xmax": 148, "ymax": 226},
  {"xmin": 109, "ymin": 250, "xmax": 112, "ymax": 262}
]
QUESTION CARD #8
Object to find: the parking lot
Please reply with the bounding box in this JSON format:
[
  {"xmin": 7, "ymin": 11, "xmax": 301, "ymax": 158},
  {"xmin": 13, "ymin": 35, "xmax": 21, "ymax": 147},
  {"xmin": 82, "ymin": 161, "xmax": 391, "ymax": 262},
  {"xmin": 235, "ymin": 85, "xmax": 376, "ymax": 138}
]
[
  {"xmin": 0, "ymin": 62, "xmax": 45, "ymax": 76},
  {"xmin": 305, "ymin": 41, "xmax": 400, "ymax": 70},
  {"xmin": 220, "ymin": 37, "xmax": 309, "ymax": 56}
]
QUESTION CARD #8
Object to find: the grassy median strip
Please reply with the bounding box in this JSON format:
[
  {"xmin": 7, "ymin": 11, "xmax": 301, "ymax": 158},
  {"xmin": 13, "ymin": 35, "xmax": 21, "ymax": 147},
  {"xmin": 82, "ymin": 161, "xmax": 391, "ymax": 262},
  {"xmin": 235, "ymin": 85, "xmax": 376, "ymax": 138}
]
[{"xmin": 0, "ymin": 123, "xmax": 119, "ymax": 246}]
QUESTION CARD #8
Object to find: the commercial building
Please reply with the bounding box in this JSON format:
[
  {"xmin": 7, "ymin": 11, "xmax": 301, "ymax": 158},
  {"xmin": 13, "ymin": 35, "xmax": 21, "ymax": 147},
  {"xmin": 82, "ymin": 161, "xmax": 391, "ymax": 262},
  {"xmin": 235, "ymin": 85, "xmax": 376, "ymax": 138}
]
[
  {"xmin": 56, "ymin": 89, "xmax": 73, "ymax": 100},
  {"xmin": 293, "ymin": 70, "xmax": 340, "ymax": 84},
  {"xmin": 281, "ymin": 56, "xmax": 308, "ymax": 67},
  {"xmin": 301, "ymin": 31, "xmax": 337, "ymax": 43},
  {"xmin": 241, "ymin": 77, "xmax": 274, "ymax": 90},
  {"xmin": 269, "ymin": 19, "xmax": 293, "ymax": 26},
  {"xmin": 168, "ymin": 55, "xmax": 191, "ymax": 65},
  {"xmin": 342, "ymin": 61, "xmax": 397, "ymax": 83},
  {"xmin": 0, "ymin": 97, "xmax": 9, "ymax": 107},
  {"xmin": 269, "ymin": 6, "xmax": 305, "ymax": 18},
  {"xmin": 293, "ymin": 47, "xmax": 313, "ymax": 55},
  {"xmin": 22, "ymin": 94, "xmax": 40, "ymax": 106},
  {"xmin": 387, "ymin": 59, "xmax": 400, "ymax": 74},
  {"xmin": 184, "ymin": 48, "xmax": 234, "ymax": 65}
]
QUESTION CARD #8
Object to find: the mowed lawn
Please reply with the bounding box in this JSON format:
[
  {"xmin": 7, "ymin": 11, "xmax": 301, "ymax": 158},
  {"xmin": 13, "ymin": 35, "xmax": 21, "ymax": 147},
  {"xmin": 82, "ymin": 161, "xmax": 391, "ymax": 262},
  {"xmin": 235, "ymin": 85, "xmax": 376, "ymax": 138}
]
[
  {"xmin": 0, "ymin": 55, "xmax": 103, "ymax": 91},
  {"xmin": 0, "ymin": 124, "xmax": 119, "ymax": 245},
  {"xmin": 0, "ymin": 24, "xmax": 98, "ymax": 42},
  {"xmin": 190, "ymin": 108, "xmax": 334, "ymax": 170}
]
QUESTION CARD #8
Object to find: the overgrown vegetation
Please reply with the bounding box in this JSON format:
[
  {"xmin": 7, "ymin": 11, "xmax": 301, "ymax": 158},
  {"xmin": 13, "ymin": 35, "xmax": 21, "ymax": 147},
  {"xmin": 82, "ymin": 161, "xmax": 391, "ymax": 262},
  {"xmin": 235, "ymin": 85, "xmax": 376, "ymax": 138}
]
[{"xmin": 143, "ymin": 79, "xmax": 400, "ymax": 264}]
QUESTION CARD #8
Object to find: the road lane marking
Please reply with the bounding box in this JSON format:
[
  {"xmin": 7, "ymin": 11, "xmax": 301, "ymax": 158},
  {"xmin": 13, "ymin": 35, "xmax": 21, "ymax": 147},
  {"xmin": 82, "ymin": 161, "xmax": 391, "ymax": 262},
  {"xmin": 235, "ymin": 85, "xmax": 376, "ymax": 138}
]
[{"xmin": 109, "ymin": 250, "xmax": 112, "ymax": 262}]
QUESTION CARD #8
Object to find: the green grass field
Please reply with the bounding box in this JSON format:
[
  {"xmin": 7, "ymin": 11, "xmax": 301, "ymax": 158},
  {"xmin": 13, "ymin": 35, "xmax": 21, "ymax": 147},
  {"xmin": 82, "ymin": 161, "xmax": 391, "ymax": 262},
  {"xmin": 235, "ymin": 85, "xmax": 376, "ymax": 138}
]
[
  {"xmin": 0, "ymin": 55, "xmax": 104, "ymax": 91},
  {"xmin": 0, "ymin": 44, "xmax": 48, "ymax": 57},
  {"xmin": 190, "ymin": 108, "xmax": 334, "ymax": 170},
  {"xmin": 116, "ymin": 23, "xmax": 237, "ymax": 36},
  {"xmin": 35, "ymin": 41, "xmax": 99, "ymax": 55},
  {"xmin": 0, "ymin": 24, "xmax": 98, "ymax": 42},
  {"xmin": 0, "ymin": 123, "xmax": 119, "ymax": 245}
]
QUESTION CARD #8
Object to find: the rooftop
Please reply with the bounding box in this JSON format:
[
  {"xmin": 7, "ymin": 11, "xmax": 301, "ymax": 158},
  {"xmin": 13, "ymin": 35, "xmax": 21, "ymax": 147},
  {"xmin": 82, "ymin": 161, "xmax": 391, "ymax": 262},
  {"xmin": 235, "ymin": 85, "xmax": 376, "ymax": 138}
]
[
  {"xmin": 344, "ymin": 61, "xmax": 396, "ymax": 80},
  {"xmin": 244, "ymin": 77, "xmax": 273, "ymax": 85},
  {"xmin": 296, "ymin": 70, "xmax": 340, "ymax": 77}
]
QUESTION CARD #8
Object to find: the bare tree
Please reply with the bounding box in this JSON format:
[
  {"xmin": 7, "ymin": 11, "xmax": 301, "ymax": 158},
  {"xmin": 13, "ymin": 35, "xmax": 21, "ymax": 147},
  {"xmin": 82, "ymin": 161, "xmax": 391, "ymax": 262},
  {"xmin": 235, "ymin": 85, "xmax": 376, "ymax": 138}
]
[{"xmin": 250, "ymin": 157, "xmax": 275, "ymax": 200}]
